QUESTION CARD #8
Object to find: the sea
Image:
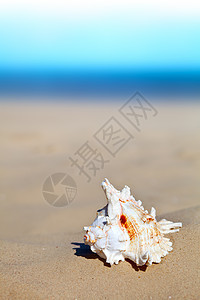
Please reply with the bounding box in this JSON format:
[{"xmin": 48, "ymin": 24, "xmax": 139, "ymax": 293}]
[{"xmin": 0, "ymin": 69, "xmax": 199, "ymax": 100}]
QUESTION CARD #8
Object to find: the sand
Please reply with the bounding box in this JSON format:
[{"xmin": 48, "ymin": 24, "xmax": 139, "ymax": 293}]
[{"xmin": 0, "ymin": 99, "xmax": 200, "ymax": 299}]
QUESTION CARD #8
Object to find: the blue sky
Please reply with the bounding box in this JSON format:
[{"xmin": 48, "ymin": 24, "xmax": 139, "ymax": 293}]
[{"xmin": 0, "ymin": 0, "xmax": 200, "ymax": 70}]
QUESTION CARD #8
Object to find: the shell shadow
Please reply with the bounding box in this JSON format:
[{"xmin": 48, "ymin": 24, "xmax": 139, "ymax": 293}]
[
  {"xmin": 125, "ymin": 258, "xmax": 147, "ymax": 272},
  {"xmin": 71, "ymin": 242, "xmax": 111, "ymax": 267},
  {"xmin": 72, "ymin": 242, "xmax": 147, "ymax": 271}
]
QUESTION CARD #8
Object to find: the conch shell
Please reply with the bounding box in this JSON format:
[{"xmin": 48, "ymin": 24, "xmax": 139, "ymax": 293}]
[{"xmin": 84, "ymin": 178, "xmax": 182, "ymax": 266}]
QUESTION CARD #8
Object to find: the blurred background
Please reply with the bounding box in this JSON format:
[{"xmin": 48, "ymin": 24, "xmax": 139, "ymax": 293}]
[
  {"xmin": 0, "ymin": 0, "xmax": 200, "ymax": 99},
  {"xmin": 0, "ymin": 0, "xmax": 200, "ymax": 241}
]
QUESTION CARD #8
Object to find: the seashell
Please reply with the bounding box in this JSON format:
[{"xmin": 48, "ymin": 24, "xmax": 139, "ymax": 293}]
[{"xmin": 84, "ymin": 178, "xmax": 182, "ymax": 266}]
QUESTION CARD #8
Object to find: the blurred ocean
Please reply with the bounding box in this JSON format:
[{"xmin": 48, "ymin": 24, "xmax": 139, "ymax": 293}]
[{"xmin": 0, "ymin": 69, "xmax": 199, "ymax": 100}]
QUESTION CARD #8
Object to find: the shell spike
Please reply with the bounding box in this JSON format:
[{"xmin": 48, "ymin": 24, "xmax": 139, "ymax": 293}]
[
  {"xmin": 150, "ymin": 207, "xmax": 156, "ymax": 219},
  {"xmin": 158, "ymin": 219, "xmax": 182, "ymax": 234},
  {"xmin": 101, "ymin": 178, "xmax": 119, "ymax": 194},
  {"xmin": 121, "ymin": 185, "xmax": 131, "ymax": 200},
  {"xmin": 101, "ymin": 178, "xmax": 110, "ymax": 189},
  {"xmin": 101, "ymin": 178, "xmax": 121, "ymax": 221}
]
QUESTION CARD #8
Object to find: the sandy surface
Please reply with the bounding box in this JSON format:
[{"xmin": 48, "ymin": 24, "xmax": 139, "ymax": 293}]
[{"xmin": 0, "ymin": 100, "xmax": 200, "ymax": 299}]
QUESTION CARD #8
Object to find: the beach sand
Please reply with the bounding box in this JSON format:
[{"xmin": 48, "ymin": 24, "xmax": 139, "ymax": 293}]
[{"xmin": 0, "ymin": 100, "xmax": 200, "ymax": 299}]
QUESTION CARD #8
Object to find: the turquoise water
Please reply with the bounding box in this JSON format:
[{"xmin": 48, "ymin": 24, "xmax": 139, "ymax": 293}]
[{"xmin": 0, "ymin": 69, "xmax": 199, "ymax": 99}]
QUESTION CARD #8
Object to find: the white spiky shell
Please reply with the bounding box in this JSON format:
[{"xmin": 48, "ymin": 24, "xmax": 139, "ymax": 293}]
[{"xmin": 84, "ymin": 178, "xmax": 182, "ymax": 266}]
